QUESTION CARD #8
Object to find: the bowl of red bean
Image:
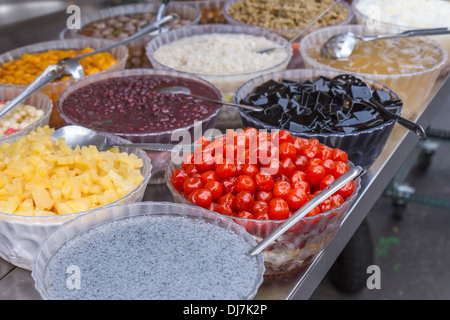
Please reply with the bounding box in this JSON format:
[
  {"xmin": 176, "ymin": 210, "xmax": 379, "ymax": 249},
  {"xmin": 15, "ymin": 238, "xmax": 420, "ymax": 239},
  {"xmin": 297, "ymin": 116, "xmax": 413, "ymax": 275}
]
[
  {"xmin": 60, "ymin": 3, "xmax": 201, "ymax": 69},
  {"xmin": 56, "ymin": 68, "xmax": 223, "ymax": 184},
  {"xmin": 0, "ymin": 85, "xmax": 52, "ymax": 141},
  {"xmin": 165, "ymin": 127, "xmax": 361, "ymax": 276}
]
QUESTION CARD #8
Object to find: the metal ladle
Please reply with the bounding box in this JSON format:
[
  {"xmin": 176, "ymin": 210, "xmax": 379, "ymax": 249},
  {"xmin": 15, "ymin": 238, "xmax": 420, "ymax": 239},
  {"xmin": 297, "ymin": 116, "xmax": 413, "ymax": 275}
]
[
  {"xmin": 51, "ymin": 125, "xmax": 186, "ymax": 152},
  {"xmin": 0, "ymin": 14, "xmax": 177, "ymax": 120},
  {"xmin": 156, "ymin": 86, "xmax": 264, "ymax": 112},
  {"xmin": 257, "ymin": 0, "xmax": 343, "ymax": 54},
  {"xmin": 320, "ymin": 27, "xmax": 450, "ymax": 60}
]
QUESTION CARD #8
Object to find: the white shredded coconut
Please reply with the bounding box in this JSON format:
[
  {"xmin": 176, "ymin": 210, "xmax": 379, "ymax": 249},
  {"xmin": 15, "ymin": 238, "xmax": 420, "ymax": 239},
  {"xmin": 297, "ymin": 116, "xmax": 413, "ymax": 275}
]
[{"xmin": 153, "ymin": 33, "xmax": 289, "ymax": 76}]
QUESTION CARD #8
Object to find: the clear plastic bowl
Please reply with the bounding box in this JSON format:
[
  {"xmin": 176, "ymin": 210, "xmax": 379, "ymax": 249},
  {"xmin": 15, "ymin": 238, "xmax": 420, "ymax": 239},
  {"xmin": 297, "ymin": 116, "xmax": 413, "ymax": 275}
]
[
  {"xmin": 0, "ymin": 85, "xmax": 52, "ymax": 142},
  {"xmin": 0, "ymin": 39, "xmax": 128, "ymax": 128},
  {"xmin": 32, "ymin": 202, "xmax": 265, "ymax": 300},
  {"xmin": 166, "ymin": 0, "xmax": 229, "ymax": 24},
  {"xmin": 56, "ymin": 68, "xmax": 223, "ymax": 184},
  {"xmin": 299, "ymin": 24, "xmax": 448, "ymax": 119},
  {"xmin": 235, "ymin": 69, "xmax": 403, "ymax": 169},
  {"xmin": 223, "ymin": 0, "xmax": 354, "ymax": 41},
  {"xmin": 146, "ymin": 23, "xmax": 293, "ymax": 128},
  {"xmin": 351, "ymin": 0, "xmax": 450, "ymax": 65},
  {"xmin": 60, "ymin": 3, "xmax": 201, "ymax": 69},
  {"xmin": 0, "ymin": 131, "xmax": 152, "ymax": 271},
  {"xmin": 165, "ymin": 157, "xmax": 361, "ymax": 277}
]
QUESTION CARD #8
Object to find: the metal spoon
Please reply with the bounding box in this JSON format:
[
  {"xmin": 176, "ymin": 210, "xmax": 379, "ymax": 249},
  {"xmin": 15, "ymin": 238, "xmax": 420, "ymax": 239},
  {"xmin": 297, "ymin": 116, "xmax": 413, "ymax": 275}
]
[
  {"xmin": 0, "ymin": 14, "xmax": 177, "ymax": 120},
  {"xmin": 333, "ymin": 74, "xmax": 427, "ymax": 139},
  {"xmin": 156, "ymin": 86, "xmax": 264, "ymax": 112},
  {"xmin": 51, "ymin": 125, "xmax": 190, "ymax": 152},
  {"xmin": 156, "ymin": 0, "xmax": 171, "ymax": 33},
  {"xmin": 249, "ymin": 164, "xmax": 363, "ymax": 256},
  {"xmin": 320, "ymin": 27, "xmax": 450, "ymax": 60},
  {"xmin": 58, "ymin": 14, "xmax": 177, "ymax": 81},
  {"xmin": 257, "ymin": 0, "xmax": 343, "ymax": 54}
]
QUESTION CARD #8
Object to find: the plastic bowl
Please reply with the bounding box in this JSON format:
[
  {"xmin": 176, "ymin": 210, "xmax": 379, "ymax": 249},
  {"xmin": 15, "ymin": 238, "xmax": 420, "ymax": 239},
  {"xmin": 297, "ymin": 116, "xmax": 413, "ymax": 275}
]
[
  {"xmin": 146, "ymin": 24, "xmax": 293, "ymax": 128},
  {"xmin": 299, "ymin": 24, "xmax": 448, "ymax": 119},
  {"xmin": 32, "ymin": 202, "xmax": 265, "ymax": 300},
  {"xmin": 223, "ymin": 0, "xmax": 354, "ymax": 41},
  {"xmin": 165, "ymin": 156, "xmax": 361, "ymax": 276},
  {"xmin": 171, "ymin": 0, "xmax": 229, "ymax": 24},
  {"xmin": 351, "ymin": 0, "xmax": 450, "ymax": 64},
  {"xmin": 0, "ymin": 131, "xmax": 152, "ymax": 271},
  {"xmin": 234, "ymin": 69, "xmax": 403, "ymax": 169},
  {"xmin": 0, "ymin": 85, "xmax": 52, "ymax": 142},
  {"xmin": 60, "ymin": 3, "xmax": 201, "ymax": 69},
  {"xmin": 56, "ymin": 68, "xmax": 223, "ymax": 184},
  {"xmin": 0, "ymin": 39, "xmax": 128, "ymax": 128}
]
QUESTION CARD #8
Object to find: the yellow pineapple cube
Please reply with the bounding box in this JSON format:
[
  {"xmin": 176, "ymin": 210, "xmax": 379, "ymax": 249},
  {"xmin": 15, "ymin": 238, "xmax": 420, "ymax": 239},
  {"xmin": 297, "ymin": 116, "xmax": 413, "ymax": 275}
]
[{"xmin": 32, "ymin": 188, "xmax": 54, "ymax": 210}]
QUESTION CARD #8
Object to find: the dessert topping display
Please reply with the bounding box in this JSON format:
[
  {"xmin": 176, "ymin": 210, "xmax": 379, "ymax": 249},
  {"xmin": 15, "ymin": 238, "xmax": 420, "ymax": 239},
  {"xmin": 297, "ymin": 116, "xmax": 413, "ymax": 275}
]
[
  {"xmin": 305, "ymin": 37, "xmax": 444, "ymax": 75},
  {"xmin": 170, "ymin": 127, "xmax": 355, "ymax": 219},
  {"xmin": 0, "ymin": 48, "xmax": 118, "ymax": 85},
  {"xmin": 226, "ymin": 0, "xmax": 348, "ymax": 31},
  {"xmin": 59, "ymin": 75, "xmax": 221, "ymax": 134},
  {"xmin": 43, "ymin": 214, "xmax": 259, "ymax": 300},
  {"xmin": 0, "ymin": 126, "xmax": 144, "ymax": 216},
  {"xmin": 239, "ymin": 75, "xmax": 402, "ymax": 133},
  {"xmin": 0, "ymin": 102, "xmax": 45, "ymax": 136},
  {"xmin": 152, "ymin": 33, "xmax": 289, "ymax": 76}
]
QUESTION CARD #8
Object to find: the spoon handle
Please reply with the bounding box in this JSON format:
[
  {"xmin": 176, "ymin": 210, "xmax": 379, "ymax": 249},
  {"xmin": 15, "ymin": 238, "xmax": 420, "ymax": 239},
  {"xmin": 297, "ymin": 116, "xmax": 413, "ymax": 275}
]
[
  {"xmin": 0, "ymin": 64, "xmax": 64, "ymax": 119},
  {"xmin": 369, "ymin": 98, "xmax": 427, "ymax": 139},
  {"xmin": 189, "ymin": 94, "xmax": 264, "ymax": 112},
  {"xmin": 108, "ymin": 143, "xmax": 204, "ymax": 152},
  {"xmin": 109, "ymin": 143, "xmax": 179, "ymax": 152},
  {"xmin": 156, "ymin": 0, "xmax": 171, "ymax": 21},
  {"xmin": 366, "ymin": 27, "xmax": 450, "ymax": 41},
  {"xmin": 248, "ymin": 165, "xmax": 364, "ymax": 256}
]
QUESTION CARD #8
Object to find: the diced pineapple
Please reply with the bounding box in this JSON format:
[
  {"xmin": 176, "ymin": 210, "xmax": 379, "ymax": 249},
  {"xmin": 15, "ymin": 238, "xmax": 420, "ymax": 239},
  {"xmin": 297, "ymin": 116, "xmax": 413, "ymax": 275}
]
[
  {"xmin": 16, "ymin": 199, "xmax": 34, "ymax": 214},
  {"xmin": 32, "ymin": 188, "xmax": 54, "ymax": 210},
  {"xmin": 0, "ymin": 126, "xmax": 145, "ymax": 216}
]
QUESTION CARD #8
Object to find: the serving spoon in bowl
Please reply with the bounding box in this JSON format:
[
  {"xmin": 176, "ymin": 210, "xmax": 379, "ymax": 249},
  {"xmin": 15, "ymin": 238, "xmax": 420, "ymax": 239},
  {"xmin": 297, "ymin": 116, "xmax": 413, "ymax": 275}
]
[
  {"xmin": 156, "ymin": 86, "xmax": 264, "ymax": 112},
  {"xmin": 320, "ymin": 27, "xmax": 450, "ymax": 60},
  {"xmin": 51, "ymin": 125, "xmax": 189, "ymax": 152}
]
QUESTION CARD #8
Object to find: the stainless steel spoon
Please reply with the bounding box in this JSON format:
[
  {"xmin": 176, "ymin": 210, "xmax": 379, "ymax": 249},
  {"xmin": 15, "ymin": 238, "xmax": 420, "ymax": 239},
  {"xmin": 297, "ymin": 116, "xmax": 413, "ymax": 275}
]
[
  {"xmin": 257, "ymin": 0, "xmax": 343, "ymax": 54},
  {"xmin": 156, "ymin": 86, "xmax": 264, "ymax": 112},
  {"xmin": 156, "ymin": 0, "xmax": 171, "ymax": 33},
  {"xmin": 320, "ymin": 27, "xmax": 450, "ymax": 60},
  {"xmin": 0, "ymin": 14, "xmax": 176, "ymax": 120},
  {"xmin": 51, "ymin": 125, "xmax": 190, "ymax": 152},
  {"xmin": 58, "ymin": 14, "xmax": 176, "ymax": 81},
  {"xmin": 249, "ymin": 164, "xmax": 363, "ymax": 256}
]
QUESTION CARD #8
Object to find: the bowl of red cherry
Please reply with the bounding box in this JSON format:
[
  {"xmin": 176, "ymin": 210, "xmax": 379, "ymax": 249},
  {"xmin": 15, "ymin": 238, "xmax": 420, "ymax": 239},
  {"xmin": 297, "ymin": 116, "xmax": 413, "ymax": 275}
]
[{"xmin": 165, "ymin": 127, "xmax": 361, "ymax": 276}]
